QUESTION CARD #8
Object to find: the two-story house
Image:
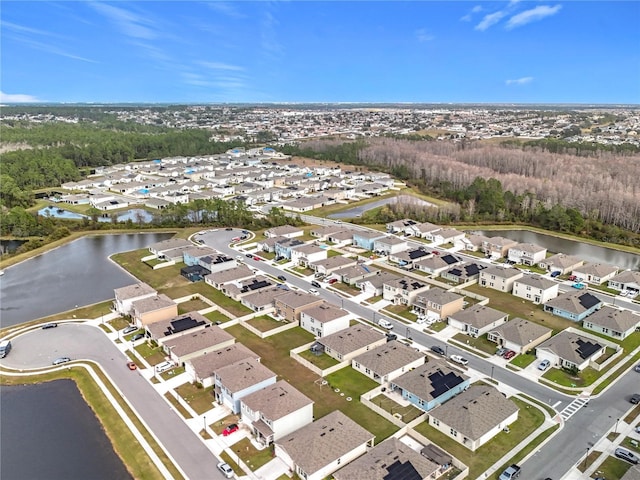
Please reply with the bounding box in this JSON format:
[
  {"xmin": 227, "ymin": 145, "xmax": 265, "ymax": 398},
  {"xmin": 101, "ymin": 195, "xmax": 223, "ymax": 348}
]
[
  {"xmin": 512, "ymin": 275, "xmax": 559, "ymax": 304},
  {"xmin": 507, "ymin": 243, "xmax": 547, "ymax": 266},
  {"xmin": 479, "ymin": 265, "xmax": 523, "ymax": 293},
  {"xmin": 214, "ymin": 357, "xmax": 277, "ymax": 413},
  {"xmin": 300, "ymin": 302, "xmax": 351, "ymax": 337},
  {"xmin": 413, "ymin": 288, "xmax": 465, "ymax": 320},
  {"xmin": 382, "ymin": 277, "xmax": 430, "ymax": 306}
]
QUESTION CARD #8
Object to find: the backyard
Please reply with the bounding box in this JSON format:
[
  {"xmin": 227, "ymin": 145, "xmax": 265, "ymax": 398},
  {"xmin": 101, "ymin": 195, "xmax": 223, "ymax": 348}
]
[{"xmin": 245, "ymin": 315, "xmax": 286, "ymax": 333}]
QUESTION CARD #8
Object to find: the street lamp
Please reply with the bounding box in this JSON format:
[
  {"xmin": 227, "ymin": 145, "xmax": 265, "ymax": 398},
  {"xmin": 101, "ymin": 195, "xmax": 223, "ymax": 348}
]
[
  {"xmin": 615, "ymin": 418, "xmax": 620, "ymax": 434},
  {"xmin": 583, "ymin": 447, "xmax": 590, "ymax": 470},
  {"xmin": 445, "ymin": 344, "xmax": 449, "ymax": 357},
  {"xmin": 491, "ymin": 365, "xmax": 495, "ymax": 380},
  {"xmin": 203, "ymin": 415, "xmax": 207, "ymax": 431}
]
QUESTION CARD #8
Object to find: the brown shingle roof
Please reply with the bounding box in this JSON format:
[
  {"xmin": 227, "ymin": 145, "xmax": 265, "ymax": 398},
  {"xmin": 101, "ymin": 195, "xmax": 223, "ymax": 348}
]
[
  {"xmin": 215, "ymin": 357, "xmax": 276, "ymax": 393},
  {"xmin": 318, "ymin": 325, "xmax": 386, "ymax": 356},
  {"xmin": 241, "ymin": 380, "xmax": 313, "ymax": 421},
  {"xmin": 163, "ymin": 326, "xmax": 233, "ymax": 356},
  {"xmin": 353, "ymin": 341, "xmax": 425, "ymax": 376}
]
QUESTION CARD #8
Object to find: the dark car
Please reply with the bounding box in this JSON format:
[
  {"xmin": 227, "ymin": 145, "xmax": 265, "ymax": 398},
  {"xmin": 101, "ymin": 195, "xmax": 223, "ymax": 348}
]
[
  {"xmin": 222, "ymin": 424, "xmax": 239, "ymax": 436},
  {"xmin": 225, "ymin": 227, "xmax": 233, "ymax": 231},
  {"xmin": 246, "ymin": 253, "xmax": 253, "ymax": 258},
  {"xmin": 42, "ymin": 323, "xmax": 58, "ymax": 329},
  {"xmin": 550, "ymin": 271, "xmax": 561, "ymax": 278},
  {"xmin": 630, "ymin": 393, "xmax": 640, "ymax": 404},
  {"xmin": 123, "ymin": 325, "xmax": 137, "ymax": 334},
  {"xmin": 503, "ymin": 350, "xmax": 516, "ymax": 360},
  {"xmin": 311, "ymin": 280, "xmax": 321, "ymax": 288},
  {"xmin": 634, "ymin": 363, "xmax": 640, "ymax": 373},
  {"xmin": 131, "ymin": 333, "xmax": 145, "ymax": 342},
  {"xmin": 430, "ymin": 345, "xmax": 446, "ymax": 356},
  {"xmin": 277, "ymin": 275, "xmax": 287, "ymax": 282},
  {"xmin": 328, "ymin": 278, "xmax": 338, "ymax": 284}
]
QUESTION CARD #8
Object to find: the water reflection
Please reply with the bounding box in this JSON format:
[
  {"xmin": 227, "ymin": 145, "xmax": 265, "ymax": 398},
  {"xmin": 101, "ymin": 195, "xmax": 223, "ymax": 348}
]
[{"xmin": 38, "ymin": 207, "xmax": 154, "ymax": 223}]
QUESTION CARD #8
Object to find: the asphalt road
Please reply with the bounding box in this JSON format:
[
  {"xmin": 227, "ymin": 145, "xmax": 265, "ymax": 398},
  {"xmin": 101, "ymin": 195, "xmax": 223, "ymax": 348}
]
[{"xmin": 1, "ymin": 323, "xmax": 228, "ymax": 480}]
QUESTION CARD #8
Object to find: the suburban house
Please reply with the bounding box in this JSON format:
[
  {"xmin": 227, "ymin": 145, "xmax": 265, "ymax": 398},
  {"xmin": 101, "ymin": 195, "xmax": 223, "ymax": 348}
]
[
  {"xmin": 148, "ymin": 238, "xmax": 192, "ymax": 257},
  {"xmin": 275, "ymin": 410, "xmax": 375, "ymax": 480},
  {"xmin": 333, "ymin": 264, "xmax": 380, "ymax": 286},
  {"xmin": 507, "ymin": 243, "xmax": 547, "ymax": 266},
  {"xmin": 572, "ymin": 263, "xmax": 619, "ymax": 285},
  {"xmin": 355, "ymin": 271, "xmax": 400, "ymax": 296},
  {"xmin": 310, "ymin": 225, "xmax": 345, "ymax": 240},
  {"xmin": 256, "ymin": 236, "xmax": 283, "ymax": 253},
  {"xmin": 352, "ymin": 230, "xmax": 387, "ymax": 250},
  {"xmin": 386, "ymin": 218, "xmax": 417, "ymax": 234},
  {"xmin": 131, "ymin": 294, "xmax": 178, "ymax": 326},
  {"xmin": 535, "ymin": 329, "xmax": 606, "ymax": 371},
  {"xmin": 543, "ymin": 291, "xmax": 603, "ymax": 322},
  {"xmin": 382, "ymin": 277, "xmax": 430, "ymax": 306},
  {"xmin": 290, "ymin": 244, "xmax": 327, "ymax": 267},
  {"xmin": 214, "ymin": 357, "xmax": 277, "ymax": 413},
  {"xmin": 440, "ymin": 262, "xmax": 487, "ymax": 284},
  {"xmin": 352, "ymin": 340, "xmax": 425, "ymax": 384},
  {"xmin": 479, "ymin": 266, "xmax": 523, "ymax": 293},
  {"xmin": 222, "ymin": 276, "xmax": 274, "ymax": 301},
  {"xmin": 413, "ymin": 288, "xmax": 465, "ymax": 320},
  {"xmin": 432, "ymin": 228, "xmax": 466, "ymax": 245},
  {"xmin": 333, "ymin": 437, "xmax": 441, "ymax": 480},
  {"xmin": 608, "ymin": 270, "xmax": 640, "ymax": 294},
  {"xmin": 414, "ymin": 254, "xmax": 463, "ymax": 276},
  {"xmin": 309, "ymin": 256, "xmax": 357, "ymax": 276},
  {"xmin": 161, "ymin": 326, "xmax": 235, "ymax": 364},
  {"xmin": 390, "ymin": 359, "xmax": 471, "ymax": 412},
  {"xmin": 274, "ymin": 237, "xmax": 306, "ymax": 260},
  {"xmin": 197, "ymin": 253, "xmax": 236, "ymax": 274},
  {"xmin": 183, "ymin": 246, "xmax": 217, "ymax": 266},
  {"xmin": 264, "ymin": 225, "xmax": 304, "ymax": 238},
  {"xmin": 240, "ymin": 380, "xmax": 314, "ymax": 446},
  {"xmin": 113, "ymin": 282, "xmax": 157, "ymax": 316},
  {"xmin": 241, "ymin": 286, "xmax": 288, "ymax": 312},
  {"xmin": 538, "ymin": 253, "xmax": 584, "ymax": 274},
  {"xmin": 299, "ymin": 302, "xmax": 351, "ymax": 337},
  {"xmin": 512, "ymin": 275, "xmax": 559, "ymax": 304},
  {"xmin": 460, "ymin": 233, "xmax": 488, "ymax": 252},
  {"xmin": 185, "ymin": 343, "xmax": 260, "ymax": 388},
  {"xmin": 373, "ymin": 236, "xmax": 408, "ymax": 255},
  {"xmin": 326, "ymin": 229, "xmax": 355, "ymax": 246},
  {"xmin": 204, "ymin": 264, "xmax": 256, "ymax": 290},
  {"xmin": 582, "ymin": 306, "xmax": 640, "ymax": 340},
  {"xmin": 447, "ymin": 305, "xmax": 509, "ymax": 337},
  {"xmin": 406, "ymin": 222, "xmax": 442, "ymax": 239},
  {"xmin": 317, "ymin": 325, "xmax": 387, "ymax": 362},
  {"xmin": 146, "ymin": 311, "xmax": 209, "ymax": 342},
  {"xmin": 274, "ymin": 291, "xmax": 325, "ymax": 322},
  {"xmin": 481, "ymin": 236, "xmax": 518, "ymax": 259},
  {"xmin": 428, "ymin": 384, "xmax": 519, "ymax": 452},
  {"xmin": 388, "ymin": 247, "xmax": 431, "ymax": 269},
  {"xmin": 487, "ymin": 318, "xmax": 553, "ymax": 354}
]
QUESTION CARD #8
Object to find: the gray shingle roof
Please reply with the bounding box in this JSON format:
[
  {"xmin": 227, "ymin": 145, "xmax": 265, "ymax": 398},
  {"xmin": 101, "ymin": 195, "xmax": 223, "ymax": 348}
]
[
  {"xmin": 448, "ymin": 304, "xmax": 507, "ymax": 329},
  {"xmin": 488, "ymin": 317, "xmax": 552, "ymax": 347},
  {"xmin": 114, "ymin": 282, "xmax": 156, "ymax": 300},
  {"xmin": 162, "ymin": 326, "xmax": 234, "ymax": 356},
  {"xmin": 276, "ymin": 410, "xmax": 374, "ymax": 475},
  {"xmin": 429, "ymin": 385, "xmax": 519, "ymax": 441},
  {"xmin": 353, "ymin": 341, "xmax": 425, "ymax": 376},
  {"xmin": 241, "ymin": 380, "xmax": 313, "ymax": 422},
  {"xmin": 318, "ymin": 325, "xmax": 386, "ymax": 356},
  {"xmin": 544, "ymin": 291, "xmax": 602, "ymax": 315},
  {"xmin": 585, "ymin": 306, "xmax": 640, "ymax": 332},
  {"xmin": 215, "ymin": 357, "xmax": 276, "ymax": 393},
  {"xmin": 189, "ymin": 343, "xmax": 259, "ymax": 379},
  {"xmin": 392, "ymin": 359, "xmax": 470, "ymax": 402},
  {"xmin": 537, "ymin": 330, "xmax": 603, "ymax": 364},
  {"xmin": 514, "ymin": 274, "xmax": 557, "ymax": 290},
  {"xmin": 131, "ymin": 294, "xmax": 175, "ymax": 314}
]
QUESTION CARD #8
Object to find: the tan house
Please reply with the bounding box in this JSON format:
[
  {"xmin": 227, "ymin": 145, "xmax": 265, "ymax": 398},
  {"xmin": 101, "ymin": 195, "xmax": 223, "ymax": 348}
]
[
  {"xmin": 317, "ymin": 325, "xmax": 387, "ymax": 362},
  {"xmin": 185, "ymin": 343, "xmax": 260, "ymax": 388},
  {"xmin": 274, "ymin": 291, "xmax": 325, "ymax": 322},
  {"xmin": 482, "ymin": 236, "xmax": 518, "ymax": 259},
  {"xmin": 131, "ymin": 294, "xmax": 178, "ymax": 326},
  {"xmin": 114, "ymin": 282, "xmax": 157, "ymax": 316},
  {"xmin": 572, "ymin": 263, "xmax": 619, "ymax": 285},
  {"xmin": 447, "ymin": 305, "xmax": 509, "ymax": 337},
  {"xmin": 161, "ymin": 326, "xmax": 235, "ymax": 364},
  {"xmin": 538, "ymin": 253, "xmax": 584, "ymax": 274},
  {"xmin": 352, "ymin": 341, "xmax": 425, "ymax": 384},
  {"xmin": 428, "ymin": 384, "xmax": 519, "ymax": 451},
  {"xmin": 413, "ymin": 287, "xmax": 464, "ymax": 320},
  {"xmin": 479, "ymin": 266, "xmax": 523, "ymax": 293},
  {"xmin": 309, "ymin": 256, "xmax": 357, "ymax": 276},
  {"xmin": 487, "ymin": 317, "xmax": 553, "ymax": 354}
]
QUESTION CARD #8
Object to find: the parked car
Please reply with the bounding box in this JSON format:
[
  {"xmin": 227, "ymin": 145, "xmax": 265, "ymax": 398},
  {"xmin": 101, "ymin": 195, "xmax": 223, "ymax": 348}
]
[
  {"xmin": 503, "ymin": 350, "xmax": 516, "ymax": 360},
  {"xmin": 225, "ymin": 227, "xmax": 233, "ymax": 231},
  {"xmin": 217, "ymin": 462, "xmax": 234, "ymax": 478},
  {"xmin": 416, "ymin": 316, "xmax": 426, "ymax": 325},
  {"xmin": 499, "ymin": 464, "xmax": 521, "ymax": 480},
  {"xmin": 450, "ymin": 355, "xmax": 469, "ymax": 366},
  {"xmin": 430, "ymin": 345, "xmax": 446, "ymax": 356},
  {"xmin": 630, "ymin": 393, "xmax": 640, "ymax": 404},
  {"xmin": 378, "ymin": 319, "xmax": 393, "ymax": 329},
  {"xmin": 277, "ymin": 275, "xmax": 287, "ymax": 282},
  {"xmin": 311, "ymin": 280, "xmax": 322, "ymax": 288},
  {"xmin": 52, "ymin": 357, "xmax": 71, "ymax": 365},
  {"xmin": 496, "ymin": 347, "xmax": 508, "ymax": 356},
  {"xmin": 127, "ymin": 361, "xmax": 137, "ymax": 371},
  {"xmin": 538, "ymin": 359, "xmax": 551, "ymax": 371},
  {"xmin": 550, "ymin": 271, "xmax": 561, "ymax": 278},
  {"xmin": 635, "ymin": 363, "xmax": 640, "ymax": 372},
  {"xmin": 568, "ymin": 275, "xmax": 577, "ymax": 281},
  {"xmin": 123, "ymin": 325, "xmax": 137, "ymax": 334},
  {"xmin": 131, "ymin": 333, "xmax": 145, "ymax": 342},
  {"xmin": 42, "ymin": 323, "xmax": 58, "ymax": 329},
  {"xmin": 615, "ymin": 448, "xmax": 639, "ymax": 464},
  {"xmin": 432, "ymin": 250, "xmax": 440, "ymax": 255},
  {"xmin": 222, "ymin": 424, "xmax": 239, "ymax": 436},
  {"xmin": 328, "ymin": 278, "xmax": 338, "ymax": 284},
  {"xmin": 155, "ymin": 361, "xmax": 174, "ymax": 373},
  {"xmin": 245, "ymin": 253, "xmax": 253, "ymax": 258},
  {"xmin": 236, "ymin": 255, "xmax": 244, "ymax": 261},
  {"xmin": 253, "ymin": 256, "xmax": 261, "ymax": 261}
]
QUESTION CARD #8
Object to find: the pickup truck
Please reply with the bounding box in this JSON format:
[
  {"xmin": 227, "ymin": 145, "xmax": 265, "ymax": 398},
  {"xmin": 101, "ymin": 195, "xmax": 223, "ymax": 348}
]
[{"xmin": 498, "ymin": 464, "xmax": 521, "ymax": 480}]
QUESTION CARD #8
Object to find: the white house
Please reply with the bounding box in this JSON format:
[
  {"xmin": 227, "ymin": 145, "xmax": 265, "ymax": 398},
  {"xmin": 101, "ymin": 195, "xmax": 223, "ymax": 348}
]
[
  {"xmin": 572, "ymin": 263, "xmax": 619, "ymax": 285},
  {"xmin": 478, "ymin": 266, "xmax": 523, "ymax": 293},
  {"xmin": 299, "ymin": 302, "xmax": 351, "ymax": 337},
  {"xmin": 113, "ymin": 282, "xmax": 157, "ymax": 316},
  {"xmin": 447, "ymin": 305, "xmax": 509, "ymax": 338},
  {"xmin": 507, "ymin": 243, "xmax": 547, "ymax": 266},
  {"xmin": 512, "ymin": 275, "xmax": 559, "ymax": 304}
]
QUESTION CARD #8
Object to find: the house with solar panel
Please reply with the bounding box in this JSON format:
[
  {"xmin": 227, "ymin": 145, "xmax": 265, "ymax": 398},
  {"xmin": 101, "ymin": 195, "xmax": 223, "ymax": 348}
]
[
  {"xmin": 274, "ymin": 237, "xmax": 306, "ymax": 260},
  {"xmin": 382, "ymin": 277, "xmax": 430, "ymax": 306},
  {"xmin": 440, "ymin": 262, "xmax": 487, "ymax": 284},
  {"xmin": 388, "ymin": 247, "xmax": 431, "ymax": 269},
  {"xmin": 390, "ymin": 359, "xmax": 470, "ymax": 412},
  {"xmin": 146, "ymin": 311, "xmax": 210, "ymax": 342},
  {"xmin": 535, "ymin": 329, "xmax": 607, "ymax": 371},
  {"xmin": 543, "ymin": 291, "xmax": 603, "ymax": 322}
]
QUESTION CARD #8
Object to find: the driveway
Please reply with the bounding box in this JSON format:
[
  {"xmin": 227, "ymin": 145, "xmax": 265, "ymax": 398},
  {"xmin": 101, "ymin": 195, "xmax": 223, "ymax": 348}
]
[{"xmin": 1, "ymin": 323, "xmax": 229, "ymax": 480}]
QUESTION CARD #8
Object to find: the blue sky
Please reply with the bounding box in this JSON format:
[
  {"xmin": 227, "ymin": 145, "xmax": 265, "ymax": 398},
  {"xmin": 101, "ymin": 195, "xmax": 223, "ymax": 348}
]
[{"xmin": 2, "ymin": 1, "xmax": 639, "ymax": 104}]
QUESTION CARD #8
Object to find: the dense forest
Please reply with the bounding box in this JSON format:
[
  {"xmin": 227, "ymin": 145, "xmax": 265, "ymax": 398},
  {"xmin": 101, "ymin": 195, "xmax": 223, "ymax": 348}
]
[{"xmin": 282, "ymin": 138, "xmax": 640, "ymax": 244}]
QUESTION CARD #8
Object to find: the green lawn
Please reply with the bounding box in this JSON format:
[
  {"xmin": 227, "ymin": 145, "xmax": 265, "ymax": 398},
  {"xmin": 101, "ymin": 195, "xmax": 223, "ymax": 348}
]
[
  {"xmin": 370, "ymin": 394, "xmax": 423, "ymax": 423},
  {"xmin": 510, "ymin": 351, "xmax": 537, "ymax": 368},
  {"xmin": 452, "ymin": 333, "xmax": 497, "ymax": 355},
  {"xmin": 134, "ymin": 343, "xmax": 166, "ymax": 365},
  {"xmin": 298, "ymin": 350, "xmax": 340, "ymax": 369},
  {"xmin": 327, "ymin": 249, "xmax": 342, "ymax": 258},
  {"xmin": 175, "ymin": 383, "xmax": 215, "ymax": 415},
  {"xmin": 414, "ymin": 397, "xmax": 545, "ymax": 479},
  {"xmin": 231, "ymin": 438, "xmax": 274, "ymax": 471},
  {"xmin": 542, "ymin": 366, "xmax": 600, "ymax": 388},
  {"xmin": 161, "ymin": 283, "xmax": 252, "ymax": 317},
  {"xmin": 590, "ymin": 455, "xmax": 633, "ymax": 479},
  {"xmin": 428, "ymin": 321, "xmax": 448, "ymax": 332},
  {"xmin": 226, "ymin": 324, "xmax": 398, "ymax": 442},
  {"xmin": 160, "ymin": 366, "xmax": 185, "ymax": 381},
  {"xmin": 204, "ymin": 311, "xmax": 231, "ymax": 324},
  {"xmin": 164, "ymin": 392, "xmax": 192, "ymax": 419},
  {"xmin": 177, "ymin": 298, "xmax": 210, "ymax": 315},
  {"xmin": 331, "ymin": 282, "xmax": 362, "ymax": 296},
  {"xmin": 246, "ymin": 315, "xmax": 286, "ymax": 332}
]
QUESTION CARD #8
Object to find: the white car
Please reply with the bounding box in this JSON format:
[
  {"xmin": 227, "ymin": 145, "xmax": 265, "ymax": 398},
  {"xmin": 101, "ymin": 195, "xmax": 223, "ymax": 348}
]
[
  {"xmin": 378, "ymin": 319, "xmax": 393, "ymax": 329},
  {"xmin": 217, "ymin": 462, "xmax": 234, "ymax": 478},
  {"xmin": 416, "ymin": 316, "xmax": 426, "ymax": 325},
  {"xmin": 155, "ymin": 361, "xmax": 174, "ymax": 373},
  {"xmin": 308, "ymin": 288, "xmax": 320, "ymax": 295},
  {"xmin": 450, "ymin": 354, "xmax": 469, "ymax": 366}
]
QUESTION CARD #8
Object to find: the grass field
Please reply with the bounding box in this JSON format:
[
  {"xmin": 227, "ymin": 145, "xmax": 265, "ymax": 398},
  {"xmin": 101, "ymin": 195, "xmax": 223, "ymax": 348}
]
[
  {"xmin": 246, "ymin": 315, "xmax": 286, "ymax": 332},
  {"xmin": 370, "ymin": 394, "xmax": 423, "ymax": 423},
  {"xmin": 298, "ymin": 350, "xmax": 340, "ymax": 369},
  {"xmin": 175, "ymin": 383, "xmax": 215, "ymax": 415}
]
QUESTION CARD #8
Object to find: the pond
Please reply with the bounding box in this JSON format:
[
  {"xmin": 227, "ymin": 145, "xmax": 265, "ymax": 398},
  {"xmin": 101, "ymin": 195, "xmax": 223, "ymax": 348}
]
[{"xmin": 38, "ymin": 207, "xmax": 155, "ymax": 223}]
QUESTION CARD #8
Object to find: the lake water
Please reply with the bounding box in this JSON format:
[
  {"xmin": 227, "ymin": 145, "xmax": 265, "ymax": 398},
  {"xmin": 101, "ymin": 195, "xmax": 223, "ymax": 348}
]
[
  {"xmin": 329, "ymin": 194, "xmax": 435, "ymax": 219},
  {"xmin": 38, "ymin": 207, "xmax": 154, "ymax": 223},
  {"xmin": 0, "ymin": 380, "xmax": 131, "ymax": 480},
  {"xmin": 0, "ymin": 232, "xmax": 172, "ymax": 327},
  {"xmin": 474, "ymin": 229, "xmax": 640, "ymax": 271},
  {"xmin": 0, "ymin": 239, "xmax": 27, "ymax": 255}
]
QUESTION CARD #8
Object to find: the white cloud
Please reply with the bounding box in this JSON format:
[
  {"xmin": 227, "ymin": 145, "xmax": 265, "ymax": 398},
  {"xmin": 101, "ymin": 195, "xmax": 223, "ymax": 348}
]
[
  {"xmin": 0, "ymin": 91, "xmax": 40, "ymax": 103},
  {"xmin": 475, "ymin": 11, "xmax": 507, "ymax": 31},
  {"xmin": 506, "ymin": 5, "xmax": 562, "ymax": 30},
  {"xmin": 461, "ymin": 5, "xmax": 483, "ymax": 21},
  {"xmin": 506, "ymin": 76, "xmax": 533, "ymax": 85},
  {"xmin": 90, "ymin": 3, "xmax": 157, "ymax": 40},
  {"xmin": 198, "ymin": 61, "xmax": 245, "ymax": 72},
  {"xmin": 415, "ymin": 28, "xmax": 434, "ymax": 42},
  {"xmin": 205, "ymin": 2, "xmax": 246, "ymax": 19}
]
